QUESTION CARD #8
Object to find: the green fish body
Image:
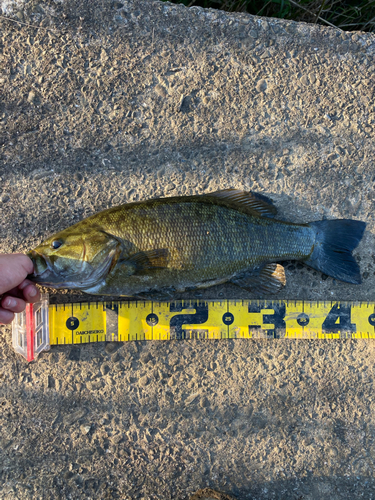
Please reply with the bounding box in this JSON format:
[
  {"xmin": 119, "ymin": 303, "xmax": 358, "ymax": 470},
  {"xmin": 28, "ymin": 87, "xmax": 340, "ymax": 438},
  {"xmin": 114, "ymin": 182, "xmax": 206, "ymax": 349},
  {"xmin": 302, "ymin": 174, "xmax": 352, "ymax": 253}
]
[{"xmin": 28, "ymin": 190, "xmax": 366, "ymax": 296}]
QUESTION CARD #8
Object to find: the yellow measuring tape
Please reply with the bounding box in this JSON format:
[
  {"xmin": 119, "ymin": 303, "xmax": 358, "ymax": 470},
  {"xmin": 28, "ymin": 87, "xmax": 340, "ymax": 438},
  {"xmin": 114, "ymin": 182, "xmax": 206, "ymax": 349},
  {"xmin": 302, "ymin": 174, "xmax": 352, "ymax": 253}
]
[
  {"xmin": 50, "ymin": 299, "xmax": 375, "ymax": 344},
  {"xmin": 12, "ymin": 295, "xmax": 375, "ymax": 361}
]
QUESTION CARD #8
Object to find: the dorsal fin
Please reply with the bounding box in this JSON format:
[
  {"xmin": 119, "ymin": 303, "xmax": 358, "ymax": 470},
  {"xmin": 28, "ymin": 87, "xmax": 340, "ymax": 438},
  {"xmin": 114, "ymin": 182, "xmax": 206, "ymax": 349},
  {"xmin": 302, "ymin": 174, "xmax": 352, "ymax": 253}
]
[{"xmin": 203, "ymin": 189, "xmax": 277, "ymax": 218}]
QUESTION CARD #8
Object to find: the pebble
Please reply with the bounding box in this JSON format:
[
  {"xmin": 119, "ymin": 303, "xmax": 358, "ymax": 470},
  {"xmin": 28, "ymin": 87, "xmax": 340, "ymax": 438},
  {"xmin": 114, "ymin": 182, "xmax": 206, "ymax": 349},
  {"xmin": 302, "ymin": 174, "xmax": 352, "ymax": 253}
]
[
  {"xmin": 32, "ymin": 170, "xmax": 53, "ymax": 180},
  {"xmin": 46, "ymin": 375, "xmax": 55, "ymax": 389},
  {"xmin": 28, "ymin": 90, "xmax": 36, "ymax": 102},
  {"xmin": 63, "ymin": 408, "xmax": 87, "ymax": 426},
  {"xmin": 111, "ymin": 433, "xmax": 123, "ymax": 445},
  {"xmin": 105, "ymin": 343, "xmax": 117, "ymax": 354},
  {"xmin": 256, "ymin": 79, "xmax": 267, "ymax": 92},
  {"xmin": 200, "ymin": 396, "xmax": 209, "ymax": 408},
  {"xmin": 185, "ymin": 393, "xmax": 199, "ymax": 405},
  {"xmin": 15, "ymin": 11, "xmax": 24, "ymax": 21},
  {"xmin": 111, "ymin": 351, "xmax": 120, "ymax": 363},
  {"xmin": 138, "ymin": 375, "xmax": 150, "ymax": 387},
  {"xmin": 155, "ymin": 84, "xmax": 167, "ymax": 97},
  {"xmin": 74, "ymin": 172, "xmax": 83, "ymax": 182},
  {"xmin": 0, "ymin": 194, "xmax": 10, "ymax": 203},
  {"xmin": 100, "ymin": 416, "xmax": 110, "ymax": 425},
  {"xmin": 86, "ymin": 380, "xmax": 102, "ymax": 391},
  {"xmin": 81, "ymin": 424, "xmax": 91, "ymax": 435},
  {"xmin": 328, "ymin": 447, "xmax": 338, "ymax": 457},
  {"xmin": 100, "ymin": 364, "xmax": 110, "ymax": 376},
  {"xmin": 77, "ymin": 447, "xmax": 94, "ymax": 457},
  {"xmin": 140, "ymin": 352, "xmax": 153, "ymax": 364},
  {"xmin": 260, "ymin": 50, "xmax": 271, "ymax": 59}
]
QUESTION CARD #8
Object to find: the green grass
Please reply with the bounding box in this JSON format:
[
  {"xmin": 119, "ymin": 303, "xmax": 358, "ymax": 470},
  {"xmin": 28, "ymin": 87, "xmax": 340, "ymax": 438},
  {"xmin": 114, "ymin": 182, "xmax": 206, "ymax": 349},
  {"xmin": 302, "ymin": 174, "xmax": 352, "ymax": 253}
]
[{"xmin": 162, "ymin": 0, "xmax": 375, "ymax": 32}]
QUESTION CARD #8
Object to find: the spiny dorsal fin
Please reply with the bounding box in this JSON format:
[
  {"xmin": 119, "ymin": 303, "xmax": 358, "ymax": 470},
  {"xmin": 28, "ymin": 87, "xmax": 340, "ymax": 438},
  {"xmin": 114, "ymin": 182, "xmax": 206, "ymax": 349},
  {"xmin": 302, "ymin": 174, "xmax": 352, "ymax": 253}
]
[
  {"xmin": 204, "ymin": 189, "xmax": 277, "ymax": 218},
  {"xmin": 127, "ymin": 248, "xmax": 169, "ymax": 270},
  {"xmin": 231, "ymin": 263, "xmax": 286, "ymax": 294}
]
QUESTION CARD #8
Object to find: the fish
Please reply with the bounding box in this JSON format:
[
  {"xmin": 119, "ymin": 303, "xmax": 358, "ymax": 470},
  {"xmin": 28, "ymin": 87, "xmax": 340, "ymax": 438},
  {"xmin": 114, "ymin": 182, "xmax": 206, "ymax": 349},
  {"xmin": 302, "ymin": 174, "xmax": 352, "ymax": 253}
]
[{"xmin": 27, "ymin": 189, "xmax": 366, "ymax": 297}]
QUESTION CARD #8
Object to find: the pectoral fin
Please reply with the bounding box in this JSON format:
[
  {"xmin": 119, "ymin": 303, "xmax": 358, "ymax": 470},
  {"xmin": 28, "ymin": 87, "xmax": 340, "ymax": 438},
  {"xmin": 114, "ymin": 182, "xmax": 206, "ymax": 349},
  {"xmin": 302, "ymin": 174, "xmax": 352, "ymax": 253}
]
[
  {"xmin": 231, "ymin": 263, "xmax": 286, "ymax": 294},
  {"xmin": 124, "ymin": 248, "xmax": 169, "ymax": 272},
  {"xmin": 82, "ymin": 250, "xmax": 170, "ymax": 295}
]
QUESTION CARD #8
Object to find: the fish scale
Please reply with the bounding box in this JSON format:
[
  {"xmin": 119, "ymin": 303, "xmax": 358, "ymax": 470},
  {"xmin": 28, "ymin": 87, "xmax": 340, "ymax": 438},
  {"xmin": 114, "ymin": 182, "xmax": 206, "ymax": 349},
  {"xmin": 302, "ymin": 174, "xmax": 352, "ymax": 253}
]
[
  {"xmin": 95, "ymin": 201, "xmax": 312, "ymax": 271},
  {"xmin": 84, "ymin": 201, "xmax": 314, "ymax": 295}
]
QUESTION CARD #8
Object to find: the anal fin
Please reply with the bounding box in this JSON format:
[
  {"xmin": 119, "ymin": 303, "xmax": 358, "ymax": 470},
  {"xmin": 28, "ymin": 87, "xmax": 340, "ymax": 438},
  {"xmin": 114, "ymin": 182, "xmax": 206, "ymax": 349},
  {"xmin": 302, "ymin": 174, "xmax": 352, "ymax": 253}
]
[{"xmin": 231, "ymin": 263, "xmax": 286, "ymax": 294}]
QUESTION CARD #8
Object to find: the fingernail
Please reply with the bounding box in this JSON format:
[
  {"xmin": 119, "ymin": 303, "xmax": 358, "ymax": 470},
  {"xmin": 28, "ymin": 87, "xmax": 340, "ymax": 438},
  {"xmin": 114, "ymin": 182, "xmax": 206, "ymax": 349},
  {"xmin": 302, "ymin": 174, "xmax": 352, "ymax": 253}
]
[
  {"xmin": 5, "ymin": 298, "xmax": 17, "ymax": 308},
  {"xmin": 28, "ymin": 287, "xmax": 38, "ymax": 297}
]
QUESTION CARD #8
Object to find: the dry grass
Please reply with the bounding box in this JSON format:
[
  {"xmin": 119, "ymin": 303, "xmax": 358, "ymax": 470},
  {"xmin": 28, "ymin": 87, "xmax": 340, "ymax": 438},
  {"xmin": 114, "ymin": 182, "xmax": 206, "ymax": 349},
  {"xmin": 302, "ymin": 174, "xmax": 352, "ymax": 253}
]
[{"xmin": 163, "ymin": 0, "xmax": 375, "ymax": 32}]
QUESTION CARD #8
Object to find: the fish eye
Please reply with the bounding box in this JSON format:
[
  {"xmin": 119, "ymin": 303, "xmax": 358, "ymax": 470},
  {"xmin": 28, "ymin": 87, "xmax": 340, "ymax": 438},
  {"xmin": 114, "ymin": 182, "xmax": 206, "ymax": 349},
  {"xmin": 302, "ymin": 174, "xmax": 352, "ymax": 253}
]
[{"xmin": 51, "ymin": 240, "xmax": 63, "ymax": 249}]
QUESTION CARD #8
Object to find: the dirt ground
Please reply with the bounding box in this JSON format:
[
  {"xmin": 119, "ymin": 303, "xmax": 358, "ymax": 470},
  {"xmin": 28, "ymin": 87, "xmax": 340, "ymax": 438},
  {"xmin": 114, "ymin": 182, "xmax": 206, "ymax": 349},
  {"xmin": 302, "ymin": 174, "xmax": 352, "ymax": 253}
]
[{"xmin": 1, "ymin": 0, "xmax": 375, "ymax": 498}]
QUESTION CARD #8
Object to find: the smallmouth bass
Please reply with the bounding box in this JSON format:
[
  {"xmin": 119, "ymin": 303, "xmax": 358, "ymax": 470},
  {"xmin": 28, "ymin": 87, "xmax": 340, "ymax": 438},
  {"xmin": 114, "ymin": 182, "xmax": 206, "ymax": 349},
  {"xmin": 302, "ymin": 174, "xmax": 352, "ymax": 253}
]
[{"xmin": 28, "ymin": 190, "xmax": 366, "ymax": 297}]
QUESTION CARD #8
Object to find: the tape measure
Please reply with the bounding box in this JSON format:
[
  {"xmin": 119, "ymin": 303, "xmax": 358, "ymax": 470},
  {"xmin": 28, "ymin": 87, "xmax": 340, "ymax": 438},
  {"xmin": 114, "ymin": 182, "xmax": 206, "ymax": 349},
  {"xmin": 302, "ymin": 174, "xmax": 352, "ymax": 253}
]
[{"xmin": 12, "ymin": 293, "xmax": 375, "ymax": 361}]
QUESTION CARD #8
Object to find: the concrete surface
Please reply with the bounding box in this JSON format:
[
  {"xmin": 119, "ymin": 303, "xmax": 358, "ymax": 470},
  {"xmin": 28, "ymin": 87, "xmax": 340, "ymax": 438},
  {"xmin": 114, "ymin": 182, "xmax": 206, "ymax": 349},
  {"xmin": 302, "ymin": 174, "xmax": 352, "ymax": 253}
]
[{"xmin": 1, "ymin": 0, "xmax": 375, "ymax": 498}]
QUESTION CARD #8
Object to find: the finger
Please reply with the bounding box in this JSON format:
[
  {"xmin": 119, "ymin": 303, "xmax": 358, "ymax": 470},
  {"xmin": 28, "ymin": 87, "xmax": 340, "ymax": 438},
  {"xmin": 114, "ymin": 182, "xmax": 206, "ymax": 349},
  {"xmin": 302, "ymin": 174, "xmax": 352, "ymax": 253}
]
[
  {"xmin": 2, "ymin": 286, "xmax": 29, "ymax": 300},
  {"xmin": 21, "ymin": 284, "xmax": 40, "ymax": 304},
  {"xmin": 0, "ymin": 254, "xmax": 35, "ymax": 295},
  {"xmin": 1, "ymin": 296, "xmax": 27, "ymax": 314},
  {"xmin": 0, "ymin": 308, "xmax": 15, "ymax": 325},
  {"xmin": 2, "ymin": 280, "xmax": 39, "ymax": 301},
  {"xmin": 18, "ymin": 279, "xmax": 36, "ymax": 291}
]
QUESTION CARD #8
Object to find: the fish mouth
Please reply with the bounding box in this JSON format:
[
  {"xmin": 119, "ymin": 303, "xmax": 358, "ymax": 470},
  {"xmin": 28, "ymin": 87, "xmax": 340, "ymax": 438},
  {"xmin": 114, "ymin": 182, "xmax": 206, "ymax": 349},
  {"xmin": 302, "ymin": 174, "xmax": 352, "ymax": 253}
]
[
  {"xmin": 27, "ymin": 250, "xmax": 52, "ymax": 281},
  {"xmin": 27, "ymin": 247, "xmax": 120, "ymax": 290},
  {"xmin": 27, "ymin": 250, "xmax": 68, "ymax": 286}
]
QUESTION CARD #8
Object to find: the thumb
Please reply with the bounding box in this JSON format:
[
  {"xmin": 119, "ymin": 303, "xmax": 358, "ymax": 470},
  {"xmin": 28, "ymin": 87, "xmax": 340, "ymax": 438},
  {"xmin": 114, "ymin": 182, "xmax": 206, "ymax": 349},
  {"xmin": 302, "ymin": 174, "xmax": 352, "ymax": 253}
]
[{"xmin": 0, "ymin": 254, "xmax": 34, "ymax": 295}]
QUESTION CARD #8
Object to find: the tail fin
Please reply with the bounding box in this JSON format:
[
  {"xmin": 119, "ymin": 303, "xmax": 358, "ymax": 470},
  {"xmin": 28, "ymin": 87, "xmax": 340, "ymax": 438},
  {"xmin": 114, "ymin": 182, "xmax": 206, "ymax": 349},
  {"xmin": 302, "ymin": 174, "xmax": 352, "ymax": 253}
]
[{"xmin": 305, "ymin": 220, "xmax": 366, "ymax": 284}]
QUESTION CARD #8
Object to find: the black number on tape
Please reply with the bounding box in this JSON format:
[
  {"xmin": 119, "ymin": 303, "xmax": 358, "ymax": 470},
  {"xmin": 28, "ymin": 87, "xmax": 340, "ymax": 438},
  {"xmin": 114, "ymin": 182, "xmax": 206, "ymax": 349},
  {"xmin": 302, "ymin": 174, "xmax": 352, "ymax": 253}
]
[
  {"xmin": 322, "ymin": 303, "xmax": 356, "ymax": 334},
  {"xmin": 170, "ymin": 302, "xmax": 209, "ymax": 340},
  {"xmin": 248, "ymin": 302, "xmax": 286, "ymax": 338}
]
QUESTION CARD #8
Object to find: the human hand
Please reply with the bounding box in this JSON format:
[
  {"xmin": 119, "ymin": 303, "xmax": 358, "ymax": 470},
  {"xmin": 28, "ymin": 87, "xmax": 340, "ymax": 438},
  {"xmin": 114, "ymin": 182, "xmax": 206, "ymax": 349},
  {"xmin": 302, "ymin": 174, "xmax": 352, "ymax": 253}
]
[{"xmin": 0, "ymin": 254, "xmax": 41, "ymax": 325}]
